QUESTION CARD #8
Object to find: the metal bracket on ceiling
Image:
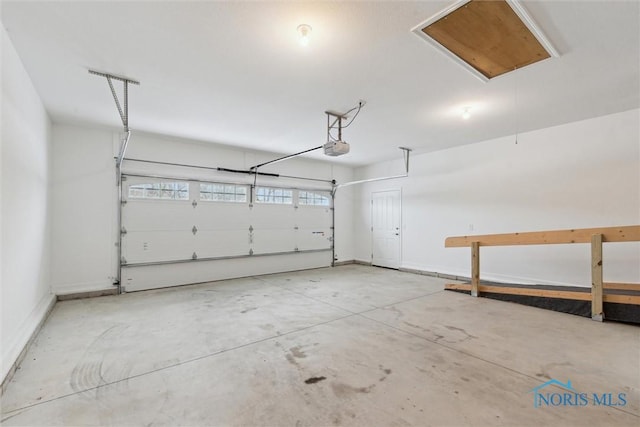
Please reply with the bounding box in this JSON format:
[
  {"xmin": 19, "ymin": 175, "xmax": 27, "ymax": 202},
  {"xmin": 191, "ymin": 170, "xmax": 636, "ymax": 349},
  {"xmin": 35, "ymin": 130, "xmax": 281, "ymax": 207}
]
[
  {"xmin": 399, "ymin": 146, "xmax": 412, "ymax": 174},
  {"xmin": 325, "ymin": 110, "xmax": 347, "ymax": 142},
  {"xmin": 89, "ymin": 69, "xmax": 140, "ymax": 184},
  {"xmin": 326, "ymin": 100, "xmax": 365, "ymax": 143},
  {"xmin": 89, "ymin": 69, "xmax": 139, "ymax": 133}
]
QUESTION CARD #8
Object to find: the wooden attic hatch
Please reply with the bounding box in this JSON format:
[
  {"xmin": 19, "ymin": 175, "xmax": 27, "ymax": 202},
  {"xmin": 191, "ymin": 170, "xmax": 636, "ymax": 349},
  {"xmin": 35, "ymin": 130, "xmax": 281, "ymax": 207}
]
[{"xmin": 412, "ymin": 0, "xmax": 559, "ymax": 81}]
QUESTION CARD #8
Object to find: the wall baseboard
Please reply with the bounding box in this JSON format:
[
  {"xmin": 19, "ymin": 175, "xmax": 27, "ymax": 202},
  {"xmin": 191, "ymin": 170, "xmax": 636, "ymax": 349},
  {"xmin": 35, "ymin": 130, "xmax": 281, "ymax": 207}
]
[
  {"xmin": 399, "ymin": 267, "xmax": 469, "ymax": 281},
  {"xmin": 353, "ymin": 259, "xmax": 372, "ymax": 266},
  {"xmin": 332, "ymin": 260, "xmax": 356, "ymax": 266},
  {"xmin": 57, "ymin": 288, "xmax": 118, "ymax": 301},
  {"xmin": 399, "ymin": 264, "xmax": 591, "ymax": 288},
  {"xmin": 1, "ymin": 293, "xmax": 56, "ymax": 396},
  {"xmin": 53, "ymin": 280, "xmax": 116, "ymax": 296}
]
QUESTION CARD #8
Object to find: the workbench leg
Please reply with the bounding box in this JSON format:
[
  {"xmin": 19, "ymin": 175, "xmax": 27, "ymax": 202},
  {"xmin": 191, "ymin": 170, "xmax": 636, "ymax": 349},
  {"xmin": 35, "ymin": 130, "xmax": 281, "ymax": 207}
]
[
  {"xmin": 591, "ymin": 234, "xmax": 604, "ymax": 322},
  {"xmin": 471, "ymin": 241, "xmax": 480, "ymax": 297}
]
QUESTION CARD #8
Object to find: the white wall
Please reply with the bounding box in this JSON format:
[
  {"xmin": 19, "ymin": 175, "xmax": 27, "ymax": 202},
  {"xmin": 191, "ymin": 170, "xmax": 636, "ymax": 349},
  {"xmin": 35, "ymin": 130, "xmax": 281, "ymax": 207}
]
[
  {"xmin": 354, "ymin": 109, "xmax": 640, "ymax": 287},
  {"xmin": 51, "ymin": 126, "xmax": 355, "ymax": 294},
  {"xmin": 1, "ymin": 27, "xmax": 54, "ymax": 383},
  {"xmin": 51, "ymin": 125, "xmax": 116, "ymax": 294}
]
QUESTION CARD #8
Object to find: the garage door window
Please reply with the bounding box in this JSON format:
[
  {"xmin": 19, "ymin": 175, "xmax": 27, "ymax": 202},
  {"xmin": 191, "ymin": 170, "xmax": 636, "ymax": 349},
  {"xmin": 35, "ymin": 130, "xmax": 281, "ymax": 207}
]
[
  {"xmin": 299, "ymin": 191, "xmax": 331, "ymax": 206},
  {"xmin": 128, "ymin": 182, "xmax": 189, "ymax": 200},
  {"xmin": 200, "ymin": 183, "xmax": 248, "ymax": 203},
  {"xmin": 255, "ymin": 187, "xmax": 293, "ymax": 204}
]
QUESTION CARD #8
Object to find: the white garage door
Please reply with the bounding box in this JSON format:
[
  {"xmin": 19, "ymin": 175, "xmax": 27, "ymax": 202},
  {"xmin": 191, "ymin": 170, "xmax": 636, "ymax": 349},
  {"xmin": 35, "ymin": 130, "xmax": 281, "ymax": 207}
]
[{"xmin": 120, "ymin": 175, "xmax": 333, "ymax": 291}]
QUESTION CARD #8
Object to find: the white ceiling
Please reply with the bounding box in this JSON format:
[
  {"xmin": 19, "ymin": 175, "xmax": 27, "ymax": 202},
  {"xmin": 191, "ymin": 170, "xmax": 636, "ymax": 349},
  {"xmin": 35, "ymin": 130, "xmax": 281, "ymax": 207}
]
[{"xmin": 2, "ymin": 1, "xmax": 639, "ymax": 166}]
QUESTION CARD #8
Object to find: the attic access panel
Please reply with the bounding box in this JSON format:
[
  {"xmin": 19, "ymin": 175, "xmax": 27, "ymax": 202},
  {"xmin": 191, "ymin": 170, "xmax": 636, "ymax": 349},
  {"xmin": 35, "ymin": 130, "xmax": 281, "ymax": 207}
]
[{"xmin": 413, "ymin": 0, "xmax": 559, "ymax": 81}]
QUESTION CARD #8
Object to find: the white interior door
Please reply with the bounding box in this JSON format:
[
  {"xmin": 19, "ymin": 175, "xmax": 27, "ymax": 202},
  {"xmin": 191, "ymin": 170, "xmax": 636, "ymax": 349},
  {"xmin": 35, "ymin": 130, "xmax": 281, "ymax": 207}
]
[{"xmin": 371, "ymin": 190, "xmax": 401, "ymax": 269}]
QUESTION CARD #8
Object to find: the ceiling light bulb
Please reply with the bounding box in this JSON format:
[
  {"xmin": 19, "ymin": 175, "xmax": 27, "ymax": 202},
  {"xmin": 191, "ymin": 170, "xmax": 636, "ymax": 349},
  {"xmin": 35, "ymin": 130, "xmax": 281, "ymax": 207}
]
[
  {"xmin": 462, "ymin": 107, "xmax": 471, "ymax": 120},
  {"xmin": 297, "ymin": 24, "xmax": 312, "ymax": 46}
]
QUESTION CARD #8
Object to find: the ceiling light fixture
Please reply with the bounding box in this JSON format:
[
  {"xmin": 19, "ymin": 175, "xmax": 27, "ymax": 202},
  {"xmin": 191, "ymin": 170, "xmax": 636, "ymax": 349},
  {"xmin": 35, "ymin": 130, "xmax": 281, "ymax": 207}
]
[
  {"xmin": 462, "ymin": 107, "xmax": 471, "ymax": 120},
  {"xmin": 297, "ymin": 24, "xmax": 312, "ymax": 46}
]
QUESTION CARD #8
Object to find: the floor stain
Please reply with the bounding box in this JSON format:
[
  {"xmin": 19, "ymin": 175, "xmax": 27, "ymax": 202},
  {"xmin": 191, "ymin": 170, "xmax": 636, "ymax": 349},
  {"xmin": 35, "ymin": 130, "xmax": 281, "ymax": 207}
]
[
  {"xmin": 304, "ymin": 376, "xmax": 326, "ymax": 384},
  {"xmin": 403, "ymin": 321, "xmax": 426, "ymax": 331},
  {"xmin": 403, "ymin": 321, "xmax": 446, "ymax": 341},
  {"xmin": 444, "ymin": 325, "xmax": 478, "ymax": 340},
  {"xmin": 537, "ymin": 361, "xmax": 572, "ymax": 379},
  {"xmin": 285, "ymin": 354, "xmax": 298, "ymax": 366},
  {"xmin": 290, "ymin": 346, "xmax": 307, "ymax": 359},
  {"xmin": 240, "ymin": 307, "xmax": 258, "ymax": 314},
  {"xmin": 331, "ymin": 382, "xmax": 375, "ymax": 397},
  {"xmin": 285, "ymin": 345, "xmax": 308, "ymax": 367},
  {"xmin": 402, "ymin": 321, "xmax": 478, "ymax": 343},
  {"xmin": 387, "ymin": 306, "xmax": 404, "ymax": 318},
  {"xmin": 378, "ymin": 364, "xmax": 392, "ymax": 382}
]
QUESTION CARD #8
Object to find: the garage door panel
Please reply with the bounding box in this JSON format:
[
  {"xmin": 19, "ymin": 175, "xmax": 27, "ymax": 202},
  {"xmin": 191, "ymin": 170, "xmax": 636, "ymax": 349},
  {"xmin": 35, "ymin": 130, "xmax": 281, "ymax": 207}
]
[
  {"xmin": 252, "ymin": 229, "xmax": 296, "ymax": 254},
  {"xmin": 250, "ymin": 206, "xmax": 295, "ymax": 228},
  {"xmin": 296, "ymin": 228, "xmax": 333, "ymax": 251},
  {"xmin": 195, "ymin": 230, "xmax": 250, "ymax": 258},
  {"xmin": 195, "ymin": 204, "xmax": 250, "ymax": 230},
  {"xmin": 123, "ymin": 231, "xmax": 194, "ymax": 263},
  {"xmin": 124, "ymin": 202, "xmax": 193, "ymax": 231},
  {"xmin": 295, "ymin": 208, "xmax": 332, "ymax": 227}
]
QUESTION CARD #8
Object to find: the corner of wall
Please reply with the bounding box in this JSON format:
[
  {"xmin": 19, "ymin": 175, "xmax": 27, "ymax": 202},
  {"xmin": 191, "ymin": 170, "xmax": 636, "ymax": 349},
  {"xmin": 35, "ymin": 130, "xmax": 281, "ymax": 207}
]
[
  {"xmin": 1, "ymin": 24, "xmax": 55, "ymax": 386},
  {"xmin": 1, "ymin": 293, "xmax": 56, "ymax": 393}
]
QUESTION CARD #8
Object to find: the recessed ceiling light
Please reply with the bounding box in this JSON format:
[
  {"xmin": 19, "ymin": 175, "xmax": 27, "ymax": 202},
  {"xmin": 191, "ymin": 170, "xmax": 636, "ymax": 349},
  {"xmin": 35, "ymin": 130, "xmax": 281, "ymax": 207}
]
[
  {"xmin": 462, "ymin": 107, "xmax": 471, "ymax": 120},
  {"xmin": 297, "ymin": 24, "xmax": 312, "ymax": 47}
]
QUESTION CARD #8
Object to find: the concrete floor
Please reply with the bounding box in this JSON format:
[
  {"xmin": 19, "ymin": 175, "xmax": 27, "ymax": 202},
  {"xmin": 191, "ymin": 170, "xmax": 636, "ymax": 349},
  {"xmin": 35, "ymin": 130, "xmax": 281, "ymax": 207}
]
[{"xmin": 1, "ymin": 265, "xmax": 638, "ymax": 426}]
